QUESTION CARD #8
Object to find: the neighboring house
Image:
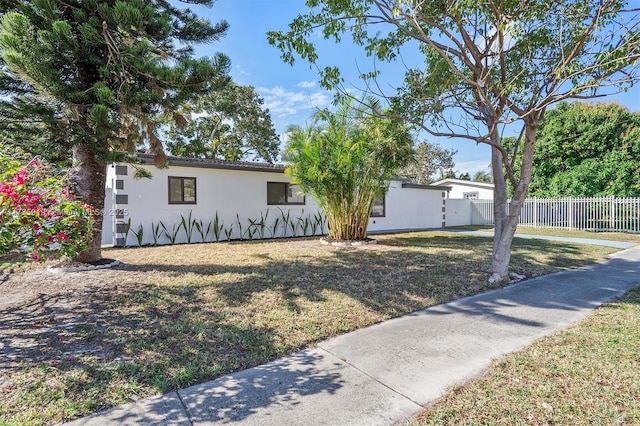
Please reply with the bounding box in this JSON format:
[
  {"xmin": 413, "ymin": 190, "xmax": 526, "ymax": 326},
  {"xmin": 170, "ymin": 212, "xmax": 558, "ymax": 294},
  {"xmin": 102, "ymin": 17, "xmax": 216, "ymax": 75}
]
[
  {"xmin": 431, "ymin": 179, "xmax": 495, "ymax": 227},
  {"xmin": 102, "ymin": 155, "xmax": 451, "ymax": 246},
  {"xmin": 431, "ymin": 178, "xmax": 494, "ymax": 200}
]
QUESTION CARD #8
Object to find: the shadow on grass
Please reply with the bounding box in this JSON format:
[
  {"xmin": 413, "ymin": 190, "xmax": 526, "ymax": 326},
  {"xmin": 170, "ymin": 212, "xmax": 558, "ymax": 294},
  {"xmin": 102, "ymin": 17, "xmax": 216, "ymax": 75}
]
[{"xmin": 0, "ymin": 233, "xmax": 631, "ymax": 423}]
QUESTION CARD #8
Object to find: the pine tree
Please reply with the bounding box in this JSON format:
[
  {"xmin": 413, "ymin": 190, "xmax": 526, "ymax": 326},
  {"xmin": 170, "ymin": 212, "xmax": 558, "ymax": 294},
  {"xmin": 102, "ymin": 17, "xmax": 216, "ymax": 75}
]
[{"xmin": 0, "ymin": 0, "xmax": 230, "ymax": 262}]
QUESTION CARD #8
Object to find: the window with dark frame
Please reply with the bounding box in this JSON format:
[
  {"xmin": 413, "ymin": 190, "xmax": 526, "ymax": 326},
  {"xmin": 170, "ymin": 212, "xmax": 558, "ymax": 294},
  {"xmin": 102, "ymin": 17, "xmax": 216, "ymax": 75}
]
[
  {"xmin": 371, "ymin": 197, "xmax": 385, "ymax": 217},
  {"xmin": 267, "ymin": 182, "xmax": 305, "ymax": 205},
  {"xmin": 168, "ymin": 177, "xmax": 196, "ymax": 204}
]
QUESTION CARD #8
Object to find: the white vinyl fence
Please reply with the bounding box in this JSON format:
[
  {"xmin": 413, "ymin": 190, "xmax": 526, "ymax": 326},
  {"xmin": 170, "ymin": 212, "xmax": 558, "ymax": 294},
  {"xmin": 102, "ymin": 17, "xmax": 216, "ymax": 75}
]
[{"xmin": 468, "ymin": 197, "xmax": 640, "ymax": 233}]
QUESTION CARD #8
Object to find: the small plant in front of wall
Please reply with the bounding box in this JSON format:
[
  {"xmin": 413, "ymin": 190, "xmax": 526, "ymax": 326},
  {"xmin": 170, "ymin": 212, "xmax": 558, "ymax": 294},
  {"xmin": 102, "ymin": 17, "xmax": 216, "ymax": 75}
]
[
  {"xmin": 310, "ymin": 211, "xmax": 325, "ymax": 236},
  {"xmin": 259, "ymin": 209, "xmax": 270, "ymax": 238},
  {"xmin": 161, "ymin": 221, "xmax": 183, "ymax": 245},
  {"xmin": 224, "ymin": 224, "xmax": 234, "ymax": 242},
  {"xmin": 122, "ymin": 218, "xmax": 132, "ymax": 247},
  {"xmin": 288, "ymin": 214, "xmax": 298, "ymax": 236},
  {"xmin": 180, "ymin": 211, "xmax": 197, "ymax": 244},
  {"xmin": 277, "ymin": 208, "xmax": 292, "ymax": 238},
  {"xmin": 245, "ymin": 217, "xmax": 258, "ymax": 241},
  {"xmin": 271, "ymin": 215, "xmax": 282, "ymax": 239},
  {"xmin": 235, "ymin": 214, "xmax": 244, "ymax": 241},
  {"xmin": 194, "ymin": 218, "xmax": 212, "ymax": 243},
  {"xmin": 151, "ymin": 221, "xmax": 163, "ymax": 245},
  {"xmin": 124, "ymin": 218, "xmax": 145, "ymax": 247},
  {"xmin": 254, "ymin": 210, "xmax": 270, "ymax": 239},
  {"xmin": 212, "ymin": 211, "xmax": 223, "ymax": 242},
  {"xmin": 133, "ymin": 224, "xmax": 145, "ymax": 246},
  {"xmin": 297, "ymin": 209, "xmax": 311, "ymax": 237}
]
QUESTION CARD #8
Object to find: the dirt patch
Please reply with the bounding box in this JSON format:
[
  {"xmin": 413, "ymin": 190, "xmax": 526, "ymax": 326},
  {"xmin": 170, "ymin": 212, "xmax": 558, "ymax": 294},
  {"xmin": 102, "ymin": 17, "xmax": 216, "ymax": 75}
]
[{"xmin": 0, "ymin": 263, "xmax": 141, "ymax": 372}]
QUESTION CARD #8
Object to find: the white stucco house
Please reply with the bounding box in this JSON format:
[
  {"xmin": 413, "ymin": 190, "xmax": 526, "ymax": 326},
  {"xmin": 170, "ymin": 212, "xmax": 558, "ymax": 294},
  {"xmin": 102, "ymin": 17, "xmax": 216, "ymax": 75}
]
[
  {"xmin": 101, "ymin": 154, "xmax": 451, "ymax": 246},
  {"xmin": 431, "ymin": 178, "xmax": 494, "ymax": 200}
]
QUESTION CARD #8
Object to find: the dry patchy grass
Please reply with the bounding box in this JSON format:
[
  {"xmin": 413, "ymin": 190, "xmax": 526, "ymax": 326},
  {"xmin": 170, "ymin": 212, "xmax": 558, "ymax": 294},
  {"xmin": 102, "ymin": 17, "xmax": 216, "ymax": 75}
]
[
  {"xmin": 413, "ymin": 287, "xmax": 640, "ymax": 425},
  {"xmin": 0, "ymin": 231, "xmax": 620, "ymax": 425},
  {"xmin": 453, "ymin": 225, "xmax": 640, "ymax": 243},
  {"xmin": 515, "ymin": 227, "xmax": 640, "ymax": 243}
]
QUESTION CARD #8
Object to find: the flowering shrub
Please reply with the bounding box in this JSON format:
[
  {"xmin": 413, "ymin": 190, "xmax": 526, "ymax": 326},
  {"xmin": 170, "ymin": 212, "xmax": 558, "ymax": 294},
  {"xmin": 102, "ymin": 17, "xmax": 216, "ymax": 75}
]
[{"xmin": 0, "ymin": 149, "xmax": 94, "ymax": 261}]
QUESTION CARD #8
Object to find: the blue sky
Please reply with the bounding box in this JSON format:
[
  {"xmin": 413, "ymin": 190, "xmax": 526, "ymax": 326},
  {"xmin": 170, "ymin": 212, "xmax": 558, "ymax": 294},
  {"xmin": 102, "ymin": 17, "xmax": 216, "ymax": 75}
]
[{"xmin": 188, "ymin": 0, "xmax": 640, "ymax": 177}]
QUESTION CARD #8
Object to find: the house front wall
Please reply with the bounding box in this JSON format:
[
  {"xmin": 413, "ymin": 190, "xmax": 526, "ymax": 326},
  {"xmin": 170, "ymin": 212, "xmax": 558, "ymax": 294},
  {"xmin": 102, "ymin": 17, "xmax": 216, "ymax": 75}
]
[
  {"xmin": 368, "ymin": 181, "xmax": 447, "ymax": 232},
  {"xmin": 446, "ymin": 184, "xmax": 494, "ymax": 199},
  {"xmin": 102, "ymin": 163, "xmax": 323, "ymax": 246},
  {"xmin": 102, "ymin": 166, "xmax": 449, "ymax": 246}
]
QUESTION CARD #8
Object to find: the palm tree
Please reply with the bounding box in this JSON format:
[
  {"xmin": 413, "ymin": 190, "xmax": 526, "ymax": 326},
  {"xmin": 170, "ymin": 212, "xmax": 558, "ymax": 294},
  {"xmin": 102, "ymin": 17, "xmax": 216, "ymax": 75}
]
[{"xmin": 284, "ymin": 98, "xmax": 412, "ymax": 240}]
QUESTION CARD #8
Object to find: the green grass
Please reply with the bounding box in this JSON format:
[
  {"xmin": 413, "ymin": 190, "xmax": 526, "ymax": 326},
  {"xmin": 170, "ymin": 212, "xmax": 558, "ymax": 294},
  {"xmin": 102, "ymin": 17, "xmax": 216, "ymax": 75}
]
[
  {"xmin": 413, "ymin": 287, "xmax": 640, "ymax": 425},
  {"xmin": 0, "ymin": 231, "xmax": 623, "ymax": 425},
  {"xmin": 451, "ymin": 225, "xmax": 640, "ymax": 243}
]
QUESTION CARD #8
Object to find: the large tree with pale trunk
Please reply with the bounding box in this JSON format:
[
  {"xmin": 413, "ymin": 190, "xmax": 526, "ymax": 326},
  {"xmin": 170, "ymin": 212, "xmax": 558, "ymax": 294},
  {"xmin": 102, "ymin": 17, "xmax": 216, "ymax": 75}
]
[
  {"xmin": 0, "ymin": 0, "xmax": 230, "ymax": 262},
  {"xmin": 268, "ymin": 0, "xmax": 640, "ymax": 282}
]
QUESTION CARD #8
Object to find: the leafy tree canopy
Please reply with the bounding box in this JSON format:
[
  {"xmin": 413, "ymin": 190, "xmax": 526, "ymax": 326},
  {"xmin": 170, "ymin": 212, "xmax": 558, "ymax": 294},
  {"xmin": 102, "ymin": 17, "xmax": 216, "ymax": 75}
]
[
  {"xmin": 397, "ymin": 141, "xmax": 455, "ymax": 184},
  {"xmin": 529, "ymin": 102, "xmax": 640, "ymax": 197},
  {"xmin": 472, "ymin": 170, "xmax": 493, "ymax": 183},
  {"xmin": 165, "ymin": 83, "xmax": 280, "ymax": 163},
  {"xmin": 284, "ymin": 97, "xmax": 413, "ymax": 240}
]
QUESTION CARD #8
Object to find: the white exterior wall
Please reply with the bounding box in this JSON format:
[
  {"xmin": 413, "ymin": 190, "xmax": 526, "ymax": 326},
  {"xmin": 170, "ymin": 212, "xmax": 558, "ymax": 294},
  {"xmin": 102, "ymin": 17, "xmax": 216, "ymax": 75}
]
[
  {"xmin": 447, "ymin": 184, "xmax": 494, "ymax": 200},
  {"xmin": 102, "ymin": 163, "xmax": 323, "ymax": 246},
  {"xmin": 102, "ymin": 165, "xmax": 451, "ymax": 246},
  {"xmin": 432, "ymin": 179, "xmax": 494, "ymax": 200},
  {"xmin": 102, "ymin": 178, "xmax": 115, "ymax": 246},
  {"xmin": 367, "ymin": 180, "xmax": 447, "ymax": 232},
  {"xmin": 444, "ymin": 199, "xmax": 472, "ymax": 227}
]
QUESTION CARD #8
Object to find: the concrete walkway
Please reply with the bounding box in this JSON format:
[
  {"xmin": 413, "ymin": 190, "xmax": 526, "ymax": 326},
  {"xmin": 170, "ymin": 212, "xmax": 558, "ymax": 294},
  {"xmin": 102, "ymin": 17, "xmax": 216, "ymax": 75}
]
[{"xmin": 67, "ymin": 242, "xmax": 640, "ymax": 426}]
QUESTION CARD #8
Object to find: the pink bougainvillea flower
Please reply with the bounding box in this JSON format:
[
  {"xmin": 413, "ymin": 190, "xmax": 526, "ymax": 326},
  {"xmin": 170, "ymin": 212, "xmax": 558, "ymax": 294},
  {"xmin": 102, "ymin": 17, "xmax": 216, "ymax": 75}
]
[{"xmin": 13, "ymin": 170, "xmax": 27, "ymax": 185}]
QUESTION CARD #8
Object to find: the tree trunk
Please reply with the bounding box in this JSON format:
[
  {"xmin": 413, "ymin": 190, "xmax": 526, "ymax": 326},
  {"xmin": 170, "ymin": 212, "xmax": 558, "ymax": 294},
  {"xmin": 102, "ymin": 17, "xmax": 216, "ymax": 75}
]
[
  {"xmin": 72, "ymin": 143, "xmax": 106, "ymax": 262},
  {"xmin": 490, "ymin": 143, "xmax": 516, "ymax": 281},
  {"xmin": 489, "ymin": 119, "xmax": 540, "ymax": 282}
]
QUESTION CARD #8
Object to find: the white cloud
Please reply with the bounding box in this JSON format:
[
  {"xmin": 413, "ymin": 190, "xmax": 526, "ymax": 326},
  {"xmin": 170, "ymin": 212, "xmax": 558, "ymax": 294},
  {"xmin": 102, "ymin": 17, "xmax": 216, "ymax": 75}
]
[
  {"xmin": 296, "ymin": 80, "xmax": 317, "ymax": 89},
  {"xmin": 257, "ymin": 85, "xmax": 331, "ymax": 119}
]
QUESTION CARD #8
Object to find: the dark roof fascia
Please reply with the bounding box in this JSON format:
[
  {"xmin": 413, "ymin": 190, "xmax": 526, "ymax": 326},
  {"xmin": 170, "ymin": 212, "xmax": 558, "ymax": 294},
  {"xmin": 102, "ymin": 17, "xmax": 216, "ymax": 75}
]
[
  {"xmin": 432, "ymin": 179, "xmax": 494, "ymax": 190},
  {"xmin": 136, "ymin": 154, "xmax": 286, "ymax": 174},
  {"xmin": 401, "ymin": 182, "xmax": 452, "ymax": 191}
]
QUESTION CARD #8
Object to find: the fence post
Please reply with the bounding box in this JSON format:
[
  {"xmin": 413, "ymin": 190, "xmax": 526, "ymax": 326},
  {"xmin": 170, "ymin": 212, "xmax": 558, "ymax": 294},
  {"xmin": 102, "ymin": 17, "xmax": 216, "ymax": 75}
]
[
  {"xmin": 610, "ymin": 196, "xmax": 615, "ymax": 231},
  {"xmin": 568, "ymin": 197, "xmax": 574, "ymax": 230}
]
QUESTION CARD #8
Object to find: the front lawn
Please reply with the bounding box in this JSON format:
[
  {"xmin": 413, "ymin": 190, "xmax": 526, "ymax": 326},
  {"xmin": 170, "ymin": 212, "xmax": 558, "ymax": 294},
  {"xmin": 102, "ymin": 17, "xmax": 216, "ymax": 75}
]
[{"xmin": 0, "ymin": 231, "xmax": 620, "ymax": 425}]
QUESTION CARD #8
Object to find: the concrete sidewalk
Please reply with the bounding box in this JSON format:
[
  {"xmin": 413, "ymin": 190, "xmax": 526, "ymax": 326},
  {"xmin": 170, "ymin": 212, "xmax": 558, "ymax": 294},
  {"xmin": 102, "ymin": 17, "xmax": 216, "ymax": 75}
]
[{"xmin": 67, "ymin": 245, "xmax": 640, "ymax": 426}]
